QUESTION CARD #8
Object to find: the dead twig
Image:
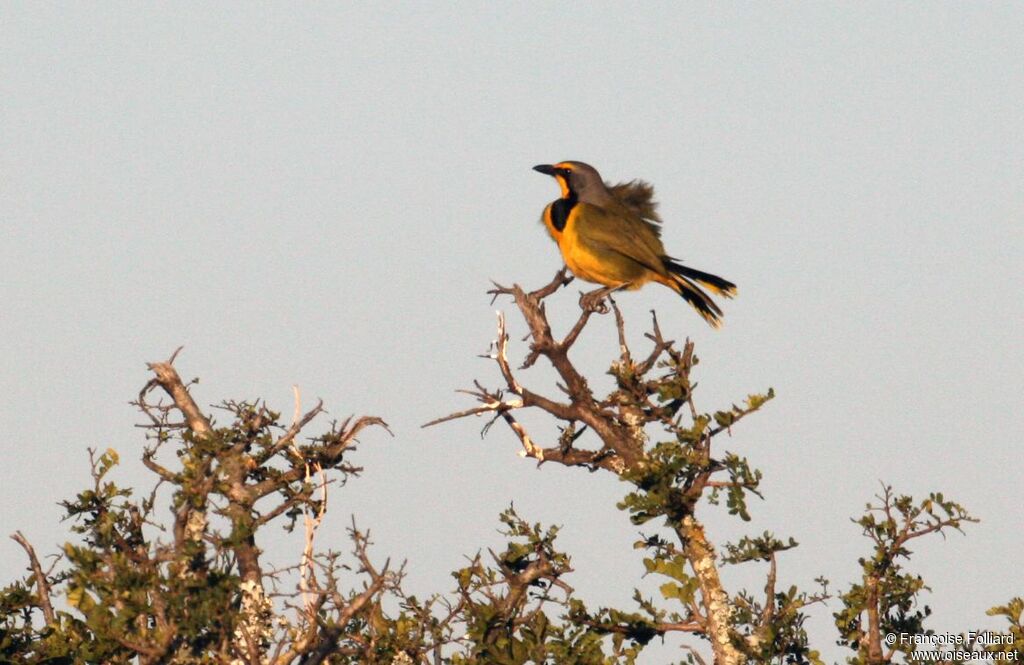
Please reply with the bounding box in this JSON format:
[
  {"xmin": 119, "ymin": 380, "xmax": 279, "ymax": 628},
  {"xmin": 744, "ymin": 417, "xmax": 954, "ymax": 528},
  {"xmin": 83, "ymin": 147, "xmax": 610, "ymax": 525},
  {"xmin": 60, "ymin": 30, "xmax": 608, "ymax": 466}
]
[{"xmin": 10, "ymin": 531, "xmax": 55, "ymax": 625}]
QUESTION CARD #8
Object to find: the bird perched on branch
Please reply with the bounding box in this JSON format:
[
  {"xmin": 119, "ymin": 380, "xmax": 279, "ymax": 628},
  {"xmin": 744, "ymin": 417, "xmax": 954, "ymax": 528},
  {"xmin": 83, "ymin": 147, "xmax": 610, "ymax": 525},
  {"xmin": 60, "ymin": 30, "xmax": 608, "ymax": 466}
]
[{"xmin": 533, "ymin": 161, "xmax": 737, "ymax": 327}]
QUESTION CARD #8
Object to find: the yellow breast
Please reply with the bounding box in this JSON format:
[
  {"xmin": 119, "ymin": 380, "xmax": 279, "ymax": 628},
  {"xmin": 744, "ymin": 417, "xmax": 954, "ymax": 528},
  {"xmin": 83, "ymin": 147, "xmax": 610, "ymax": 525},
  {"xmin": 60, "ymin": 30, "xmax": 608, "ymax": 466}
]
[{"xmin": 547, "ymin": 206, "xmax": 623, "ymax": 287}]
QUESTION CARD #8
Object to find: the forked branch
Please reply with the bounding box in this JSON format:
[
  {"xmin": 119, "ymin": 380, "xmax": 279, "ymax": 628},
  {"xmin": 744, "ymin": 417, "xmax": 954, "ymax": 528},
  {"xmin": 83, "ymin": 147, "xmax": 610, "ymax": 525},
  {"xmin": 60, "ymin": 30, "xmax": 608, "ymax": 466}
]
[{"xmin": 426, "ymin": 270, "xmax": 656, "ymax": 473}]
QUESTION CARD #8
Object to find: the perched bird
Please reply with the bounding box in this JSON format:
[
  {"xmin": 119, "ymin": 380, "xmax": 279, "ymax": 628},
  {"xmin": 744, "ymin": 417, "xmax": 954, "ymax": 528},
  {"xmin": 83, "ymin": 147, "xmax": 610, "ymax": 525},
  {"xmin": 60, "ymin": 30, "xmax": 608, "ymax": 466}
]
[{"xmin": 533, "ymin": 161, "xmax": 737, "ymax": 327}]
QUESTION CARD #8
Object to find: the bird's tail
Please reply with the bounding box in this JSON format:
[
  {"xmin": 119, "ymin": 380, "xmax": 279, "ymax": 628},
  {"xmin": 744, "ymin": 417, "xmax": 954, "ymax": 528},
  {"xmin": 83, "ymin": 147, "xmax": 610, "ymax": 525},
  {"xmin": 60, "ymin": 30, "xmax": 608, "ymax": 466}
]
[
  {"xmin": 662, "ymin": 260, "xmax": 737, "ymax": 328},
  {"xmin": 665, "ymin": 259, "xmax": 738, "ymax": 299}
]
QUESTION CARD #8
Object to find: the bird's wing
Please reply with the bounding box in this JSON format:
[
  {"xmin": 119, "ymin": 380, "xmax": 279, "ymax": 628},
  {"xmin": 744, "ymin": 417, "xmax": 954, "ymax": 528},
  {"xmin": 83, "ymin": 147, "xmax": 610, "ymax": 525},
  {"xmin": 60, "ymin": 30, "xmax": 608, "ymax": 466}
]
[
  {"xmin": 608, "ymin": 179, "xmax": 662, "ymax": 225},
  {"xmin": 575, "ymin": 203, "xmax": 668, "ymax": 276}
]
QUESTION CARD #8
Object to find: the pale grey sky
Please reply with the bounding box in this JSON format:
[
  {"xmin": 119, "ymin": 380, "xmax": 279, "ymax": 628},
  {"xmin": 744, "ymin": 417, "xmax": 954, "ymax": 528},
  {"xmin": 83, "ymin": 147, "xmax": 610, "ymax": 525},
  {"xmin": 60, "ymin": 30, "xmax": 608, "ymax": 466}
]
[{"xmin": 2, "ymin": 3, "xmax": 1021, "ymax": 662}]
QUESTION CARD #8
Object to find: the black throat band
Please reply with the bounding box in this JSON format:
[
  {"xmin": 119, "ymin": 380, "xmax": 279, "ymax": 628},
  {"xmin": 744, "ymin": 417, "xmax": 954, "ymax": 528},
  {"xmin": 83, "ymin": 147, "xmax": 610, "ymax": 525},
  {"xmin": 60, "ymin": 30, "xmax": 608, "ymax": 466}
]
[{"xmin": 549, "ymin": 192, "xmax": 577, "ymax": 232}]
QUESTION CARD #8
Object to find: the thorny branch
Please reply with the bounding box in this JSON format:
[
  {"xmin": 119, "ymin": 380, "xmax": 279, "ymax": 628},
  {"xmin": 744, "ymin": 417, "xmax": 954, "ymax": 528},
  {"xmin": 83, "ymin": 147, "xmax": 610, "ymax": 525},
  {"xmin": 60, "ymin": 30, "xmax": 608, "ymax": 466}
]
[
  {"xmin": 271, "ymin": 519, "xmax": 406, "ymax": 665},
  {"xmin": 424, "ymin": 269, "xmax": 762, "ymax": 479},
  {"xmin": 426, "ymin": 271, "xmax": 778, "ymax": 665},
  {"xmin": 425, "ymin": 270, "xmax": 655, "ymax": 472},
  {"xmin": 130, "ymin": 349, "xmax": 395, "ymax": 664}
]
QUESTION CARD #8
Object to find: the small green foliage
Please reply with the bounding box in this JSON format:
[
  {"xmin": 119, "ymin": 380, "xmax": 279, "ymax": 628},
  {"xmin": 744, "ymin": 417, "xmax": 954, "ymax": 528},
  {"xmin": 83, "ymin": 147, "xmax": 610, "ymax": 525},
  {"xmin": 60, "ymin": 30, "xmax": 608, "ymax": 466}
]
[
  {"xmin": 0, "ymin": 376, "xmax": 397, "ymax": 664},
  {"xmin": 722, "ymin": 453, "xmax": 763, "ymax": 522},
  {"xmin": 0, "ymin": 581, "xmax": 63, "ymax": 663},
  {"xmin": 732, "ymin": 579, "xmax": 829, "ymax": 665},
  {"xmin": 713, "ymin": 389, "xmax": 775, "ymax": 431},
  {"xmin": 606, "ymin": 336, "xmax": 821, "ymax": 663},
  {"xmin": 985, "ymin": 598, "xmax": 1024, "ymax": 660},
  {"xmin": 616, "ymin": 350, "xmax": 770, "ymax": 528},
  {"xmin": 722, "ymin": 532, "xmax": 798, "ymax": 565},
  {"xmin": 617, "ymin": 438, "xmax": 707, "ymax": 525},
  {"xmin": 449, "ymin": 507, "xmax": 653, "ymax": 664},
  {"xmin": 8, "ymin": 303, "xmax": 1002, "ymax": 665},
  {"xmin": 835, "ymin": 485, "xmax": 978, "ymax": 664},
  {"xmin": 718, "ymin": 531, "xmax": 829, "ymax": 665}
]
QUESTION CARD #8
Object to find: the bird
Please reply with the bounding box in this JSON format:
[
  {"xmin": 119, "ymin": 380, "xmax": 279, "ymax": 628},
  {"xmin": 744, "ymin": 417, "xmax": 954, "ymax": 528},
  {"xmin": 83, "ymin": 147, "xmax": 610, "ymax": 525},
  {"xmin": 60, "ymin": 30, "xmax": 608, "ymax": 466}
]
[{"xmin": 533, "ymin": 161, "xmax": 737, "ymax": 327}]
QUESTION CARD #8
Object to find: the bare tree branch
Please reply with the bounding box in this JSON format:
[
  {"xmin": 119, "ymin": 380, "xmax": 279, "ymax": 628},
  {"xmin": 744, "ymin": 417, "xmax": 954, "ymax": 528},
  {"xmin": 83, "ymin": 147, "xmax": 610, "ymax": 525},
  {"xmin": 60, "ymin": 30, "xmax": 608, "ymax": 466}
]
[
  {"xmin": 10, "ymin": 531, "xmax": 55, "ymax": 625},
  {"xmin": 144, "ymin": 350, "xmax": 212, "ymax": 437}
]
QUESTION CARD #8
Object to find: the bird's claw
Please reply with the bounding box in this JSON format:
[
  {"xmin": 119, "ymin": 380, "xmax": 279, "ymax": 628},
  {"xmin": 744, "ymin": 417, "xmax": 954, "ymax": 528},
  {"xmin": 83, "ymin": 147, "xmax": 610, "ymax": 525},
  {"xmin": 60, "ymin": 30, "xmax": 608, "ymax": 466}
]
[{"xmin": 579, "ymin": 287, "xmax": 614, "ymax": 314}]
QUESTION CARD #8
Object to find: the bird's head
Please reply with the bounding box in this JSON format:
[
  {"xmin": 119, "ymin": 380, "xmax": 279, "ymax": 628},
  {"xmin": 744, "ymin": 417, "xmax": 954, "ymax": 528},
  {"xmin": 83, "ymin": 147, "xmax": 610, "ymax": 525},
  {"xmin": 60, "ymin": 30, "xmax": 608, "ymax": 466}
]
[{"xmin": 533, "ymin": 161, "xmax": 605, "ymax": 201}]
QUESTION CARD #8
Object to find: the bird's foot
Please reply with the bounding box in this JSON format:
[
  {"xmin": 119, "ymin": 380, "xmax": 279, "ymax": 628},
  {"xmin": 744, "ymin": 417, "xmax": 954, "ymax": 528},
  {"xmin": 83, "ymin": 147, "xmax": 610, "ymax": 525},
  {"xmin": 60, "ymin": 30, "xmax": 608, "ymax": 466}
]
[{"xmin": 579, "ymin": 286, "xmax": 619, "ymax": 313}]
